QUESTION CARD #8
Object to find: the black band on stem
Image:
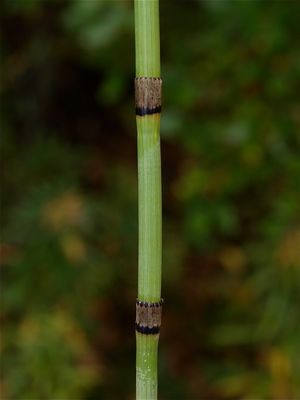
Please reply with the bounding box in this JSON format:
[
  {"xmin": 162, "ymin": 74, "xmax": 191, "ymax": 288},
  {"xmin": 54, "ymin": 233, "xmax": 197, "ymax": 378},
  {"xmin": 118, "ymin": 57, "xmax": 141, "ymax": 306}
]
[{"xmin": 135, "ymin": 105, "xmax": 162, "ymax": 116}]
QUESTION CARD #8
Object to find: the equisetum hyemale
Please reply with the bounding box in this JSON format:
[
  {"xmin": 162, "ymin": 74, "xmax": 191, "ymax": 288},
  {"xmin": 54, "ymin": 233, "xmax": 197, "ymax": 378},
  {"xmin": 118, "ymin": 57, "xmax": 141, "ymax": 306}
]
[
  {"xmin": 134, "ymin": 0, "xmax": 163, "ymax": 399},
  {"xmin": 134, "ymin": 76, "xmax": 163, "ymax": 336}
]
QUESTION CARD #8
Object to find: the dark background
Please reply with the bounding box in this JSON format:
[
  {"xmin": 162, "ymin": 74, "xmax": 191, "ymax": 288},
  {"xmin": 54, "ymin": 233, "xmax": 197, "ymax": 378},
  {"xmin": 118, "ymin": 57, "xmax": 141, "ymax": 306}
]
[{"xmin": 1, "ymin": 0, "xmax": 300, "ymax": 399}]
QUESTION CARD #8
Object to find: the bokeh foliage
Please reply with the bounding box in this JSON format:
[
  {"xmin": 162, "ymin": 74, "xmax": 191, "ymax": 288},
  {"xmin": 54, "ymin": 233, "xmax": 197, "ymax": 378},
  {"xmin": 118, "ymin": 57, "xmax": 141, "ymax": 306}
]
[{"xmin": 1, "ymin": 1, "xmax": 300, "ymax": 399}]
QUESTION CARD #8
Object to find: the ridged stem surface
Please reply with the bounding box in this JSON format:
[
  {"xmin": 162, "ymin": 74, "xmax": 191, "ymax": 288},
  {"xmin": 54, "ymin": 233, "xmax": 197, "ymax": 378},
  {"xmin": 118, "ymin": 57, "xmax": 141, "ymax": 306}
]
[
  {"xmin": 135, "ymin": 0, "xmax": 160, "ymax": 77},
  {"xmin": 135, "ymin": 1, "xmax": 161, "ymax": 399},
  {"xmin": 137, "ymin": 115, "xmax": 161, "ymax": 302}
]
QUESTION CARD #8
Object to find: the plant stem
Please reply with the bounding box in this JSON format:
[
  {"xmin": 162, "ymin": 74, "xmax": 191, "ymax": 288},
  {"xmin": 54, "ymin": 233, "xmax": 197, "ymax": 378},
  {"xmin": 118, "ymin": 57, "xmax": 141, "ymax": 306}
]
[
  {"xmin": 135, "ymin": 0, "xmax": 160, "ymax": 77},
  {"xmin": 135, "ymin": 1, "xmax": 162, "ymax": 399},
  {"xmin": 137, "ymin": 114, "xmax": 162, "ymax": 303}
]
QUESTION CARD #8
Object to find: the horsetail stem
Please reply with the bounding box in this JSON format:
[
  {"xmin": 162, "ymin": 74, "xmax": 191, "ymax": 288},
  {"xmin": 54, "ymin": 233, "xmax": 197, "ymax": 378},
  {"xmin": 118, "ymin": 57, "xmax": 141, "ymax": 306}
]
[{"xmin": 134, "ymin": 1, "xmax": 162, "ymax": 399}]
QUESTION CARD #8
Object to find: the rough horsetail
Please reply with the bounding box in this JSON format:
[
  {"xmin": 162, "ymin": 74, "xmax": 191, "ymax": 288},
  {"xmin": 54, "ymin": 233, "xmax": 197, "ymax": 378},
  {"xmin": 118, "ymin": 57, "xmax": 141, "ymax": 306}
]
[{"xmin": 134, "ymin": 0, "xmax": 163, "ymax": 399}]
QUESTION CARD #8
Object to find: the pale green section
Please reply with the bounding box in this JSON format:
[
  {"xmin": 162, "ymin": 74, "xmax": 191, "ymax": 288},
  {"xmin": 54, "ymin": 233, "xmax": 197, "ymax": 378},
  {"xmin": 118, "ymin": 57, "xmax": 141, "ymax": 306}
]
[
  {"xmin": 136, "ymin": 333, "xmax": 159, "ymax": 400},
  {"xmin": 135, "ymin": 0, "xmax": 160, "ymax": 77},
  {"xmin": 137, "ymin": 115, "xmax": 162, "ymax": 302},
  {"xmin": 135, "ymin": 1, "xmax": 161, "ymax": 398}
]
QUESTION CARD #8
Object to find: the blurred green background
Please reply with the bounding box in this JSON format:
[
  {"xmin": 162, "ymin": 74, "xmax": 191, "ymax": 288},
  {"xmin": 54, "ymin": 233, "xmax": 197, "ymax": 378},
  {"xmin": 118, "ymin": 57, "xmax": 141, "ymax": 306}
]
[{"xmin": 1, "ymin": 0, "xmax": 300, "ymax": 399}]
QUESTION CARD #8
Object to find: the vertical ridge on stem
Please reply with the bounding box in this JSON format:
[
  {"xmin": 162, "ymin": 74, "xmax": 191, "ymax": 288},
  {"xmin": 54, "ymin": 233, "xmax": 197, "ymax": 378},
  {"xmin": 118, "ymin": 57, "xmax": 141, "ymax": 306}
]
[
  {"xmin": 135, "ymin": 0, "xmax": 160, "ymax": 77},
  {"xmin": 134, "ymin": 1, "xmax": 162, "ymax": 399}
]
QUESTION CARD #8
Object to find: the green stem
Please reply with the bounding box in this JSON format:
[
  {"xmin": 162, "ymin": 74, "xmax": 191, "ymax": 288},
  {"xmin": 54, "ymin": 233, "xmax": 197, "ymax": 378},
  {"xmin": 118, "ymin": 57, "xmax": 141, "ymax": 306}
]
[
  {"xmin": 136, "ymin": 334, "xmax": 160, "ymax": 400},
  {"xmin": 135, "ymin": 1, "xmax": 162, "ymax": 399},
  {"xmin": 137, "ymin": 115, "xmax": 162, "ymax": 302},
  {"xmin": 135, "ymin": 0, "xmax": 160, "ymax": 77}
]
